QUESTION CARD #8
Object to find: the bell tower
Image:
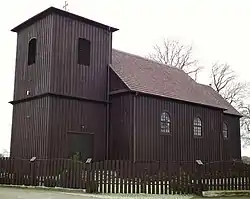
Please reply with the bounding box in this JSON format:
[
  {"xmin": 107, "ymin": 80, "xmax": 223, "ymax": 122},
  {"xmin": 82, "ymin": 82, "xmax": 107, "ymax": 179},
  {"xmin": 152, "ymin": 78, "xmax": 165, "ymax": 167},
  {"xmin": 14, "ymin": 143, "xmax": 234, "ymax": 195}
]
[{"xmin": 9, "ymin": 7, "xmax": 118, "ymax": 161}]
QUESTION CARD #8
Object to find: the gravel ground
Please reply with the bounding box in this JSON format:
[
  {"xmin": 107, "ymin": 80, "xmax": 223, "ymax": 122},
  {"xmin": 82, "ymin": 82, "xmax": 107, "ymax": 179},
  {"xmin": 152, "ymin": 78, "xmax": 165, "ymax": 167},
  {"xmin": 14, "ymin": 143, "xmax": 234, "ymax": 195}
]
[{"xmin": 0, "ymin": 187, "xmax": 193, "ymax": 199}]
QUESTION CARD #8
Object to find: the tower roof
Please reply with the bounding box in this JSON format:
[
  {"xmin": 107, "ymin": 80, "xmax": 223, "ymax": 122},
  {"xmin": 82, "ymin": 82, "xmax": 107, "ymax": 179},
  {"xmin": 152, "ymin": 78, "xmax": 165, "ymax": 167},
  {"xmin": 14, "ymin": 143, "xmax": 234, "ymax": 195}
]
[{"xmin": 11, "ymin": 6, "xmax": 118, "ymax": 33}]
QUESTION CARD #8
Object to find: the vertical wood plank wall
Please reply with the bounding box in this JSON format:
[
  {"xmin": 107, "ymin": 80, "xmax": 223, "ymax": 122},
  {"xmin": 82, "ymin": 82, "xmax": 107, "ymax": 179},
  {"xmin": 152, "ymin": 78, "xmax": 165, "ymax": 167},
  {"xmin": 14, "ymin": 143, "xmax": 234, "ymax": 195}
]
[
  {"xmin": 10, "ymin": 97, "xmax": 51, "ymax": 158},
  {"xmin": 11, "ymin": 96, "xmax": 107, "ymax": 160},
  {"xmin": 109, "ymin": 72, "xmax": 241, "ymax": 164},
  {"xmin": 134, "ymin": 94, "xmax": 223, "ymax": 162},
  {"xmin": 10, "ymin": 12, "xmax": 113, "ymax": 160},
  {"xmin": 13, "ymin": 15, "xmax": 54, "ymax": 101},
  {"xmin": 49, "ymin": 97, "xmax": 106, "ymax": 161},
  {"xmin": 109, "ymin": 94, "xmax": 134, "ymax": 160},
  {"xmin": 51, "ymin": 14, "xmax": 112, "ymax": 101},
  {"xmin": 223, "ymin": 114, "xmax": 241, "ymax": 160},
  {"xmin": 109, "ymin": 90, "xmax": 241, "ymax": 163}
]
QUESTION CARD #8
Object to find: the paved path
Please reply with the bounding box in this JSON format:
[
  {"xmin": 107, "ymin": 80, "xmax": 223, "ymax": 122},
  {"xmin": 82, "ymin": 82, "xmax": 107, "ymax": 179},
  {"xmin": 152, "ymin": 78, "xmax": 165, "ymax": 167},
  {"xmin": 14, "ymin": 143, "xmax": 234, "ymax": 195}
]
[
  {"xmin": 0, "ymin": 187, "xmax": 95, "ymax": 199},
  {"xmin": 1, "ymin": 187, "xmax": 249, "ymax": 199},
  {"xmin": 0, "ymin": 187, "xmax": 193, "ymax": 198}
]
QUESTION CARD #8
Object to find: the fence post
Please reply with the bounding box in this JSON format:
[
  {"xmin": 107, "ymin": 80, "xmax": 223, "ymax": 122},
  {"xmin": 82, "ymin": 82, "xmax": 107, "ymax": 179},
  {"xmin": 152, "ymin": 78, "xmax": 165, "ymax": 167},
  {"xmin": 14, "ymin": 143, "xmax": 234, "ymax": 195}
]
[
  {"xmin": 30, "ymin": 157, "xmax": 37, "ymax": 186},
  {"xmin": 85, "ymin": 161, "xmax": 91, "ymax": 193},
  {"xmin": 195, "ymin": 160, "xmax": 204, "ymax": 196},
  {"xmin": 85, "ymin": 159, "xmax": 98, "ymax": 193}
]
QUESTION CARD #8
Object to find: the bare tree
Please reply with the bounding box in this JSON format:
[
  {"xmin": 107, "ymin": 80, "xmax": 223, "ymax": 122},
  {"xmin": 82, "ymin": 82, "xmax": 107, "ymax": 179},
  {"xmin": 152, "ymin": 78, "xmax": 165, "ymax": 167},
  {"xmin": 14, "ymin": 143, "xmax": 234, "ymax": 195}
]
[
  {"xmin": 239, "ymin": 105, "xmax": 250, "ymax": 146},
  {"xmin": 210, "ymin": 62, "xmax": 249, "ymax": 107},
  {"xmin": 148, "ymin": 39, "xmax": 202, "ymax": 80},
  {"xmin": 0, "ymin": 149, "xmax": 9, "ymax": 158},
  {"xmin": 210, "ymin": 62, "xmax": 250, "ymax": 146}
]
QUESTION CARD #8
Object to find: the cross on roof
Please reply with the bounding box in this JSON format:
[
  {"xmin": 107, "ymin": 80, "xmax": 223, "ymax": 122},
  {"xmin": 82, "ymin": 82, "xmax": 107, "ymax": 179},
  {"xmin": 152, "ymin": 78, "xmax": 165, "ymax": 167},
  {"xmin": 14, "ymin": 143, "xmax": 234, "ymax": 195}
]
[{"xmin": 63, "ymin": 1, "xmax": 68, "ymax": 11}]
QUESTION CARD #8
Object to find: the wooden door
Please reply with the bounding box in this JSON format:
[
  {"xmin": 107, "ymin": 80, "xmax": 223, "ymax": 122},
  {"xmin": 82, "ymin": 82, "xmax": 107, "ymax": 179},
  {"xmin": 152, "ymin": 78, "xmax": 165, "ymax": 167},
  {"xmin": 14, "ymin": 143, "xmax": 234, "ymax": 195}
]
[{"xmin": 67, "ymin": 132, "xmax": 94, "ymax": 162}]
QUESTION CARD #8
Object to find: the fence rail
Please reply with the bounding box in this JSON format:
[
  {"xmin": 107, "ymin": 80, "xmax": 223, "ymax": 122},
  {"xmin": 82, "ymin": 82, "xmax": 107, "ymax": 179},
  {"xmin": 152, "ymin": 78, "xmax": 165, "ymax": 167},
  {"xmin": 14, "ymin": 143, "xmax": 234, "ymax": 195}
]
[{"xmin": 0, "ymin": 158, "xmax": 250, "ymax": 195}]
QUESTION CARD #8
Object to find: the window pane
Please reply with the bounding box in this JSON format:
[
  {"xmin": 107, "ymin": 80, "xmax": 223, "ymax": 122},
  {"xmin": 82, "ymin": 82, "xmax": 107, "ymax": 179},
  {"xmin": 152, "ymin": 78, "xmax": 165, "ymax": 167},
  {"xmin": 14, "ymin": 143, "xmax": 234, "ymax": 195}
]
[
  {"xmin": 161, "ymin": 123, "xmax": 166, "ymax": 129},
  {"xmin": 197, "ymin": 126, "xmax": 202, "ymax": 136},
  {"xmin": 194, "ymin": 125, "xmax": 202, "ymax": 136},
  {"xmin": 194, "ymin": 117, "xmax": 201, "ymax": 126},
  {"xmin": 223, "ymin": 130, "xmax": 226, "ymax": 138},
  {"xmin": 223, "ymin": 123, "xmax": 228, "ymax": 138},
  {"xmin": 223, "ymin": 123, "xmax": 227, "ymax": 131},
  {"xmin": 166, "ymin": 114, "xmax": 170, "ymax": 123},
  {"xmin": 194, "ymin": 117, "xmax": 202, "ymax": 136},
  {"xmin": 223, "ymin": 130, "xmax": 228, "ymax": 138},
  {"xmin": 161, "ymin": 114, "xmax": 165, "ymax": 122},
  {"xmin": 161, "ymin": 112, "xmax": 170, "ymax": 121},
  {"xmin": 166, "ymin": 122, "xmax": 170, "ymax": 133},
  {"xmin": 160, "ymin": 111, "xmax": 171, "ymax": 134}
]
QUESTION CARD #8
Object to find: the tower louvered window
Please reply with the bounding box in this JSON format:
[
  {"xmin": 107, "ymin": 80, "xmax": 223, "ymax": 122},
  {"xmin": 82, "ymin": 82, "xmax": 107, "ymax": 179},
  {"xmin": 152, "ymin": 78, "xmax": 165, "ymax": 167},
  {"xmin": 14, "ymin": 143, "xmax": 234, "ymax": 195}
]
[
  {"xmin": 78, "ymin": 38, "xmax": 90, "ymax": 66},
  {"xmin": 28, "ymin": 38, "xmax": 37, "ymax": 65}
]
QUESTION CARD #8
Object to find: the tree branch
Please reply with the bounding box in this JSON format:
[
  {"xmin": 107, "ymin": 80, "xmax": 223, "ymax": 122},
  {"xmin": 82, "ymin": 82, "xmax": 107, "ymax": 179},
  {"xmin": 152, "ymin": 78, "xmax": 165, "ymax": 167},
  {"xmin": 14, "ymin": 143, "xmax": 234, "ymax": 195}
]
[{"xmin": 148, "ymin": 39, "xmax": 201, "ymax": 81}]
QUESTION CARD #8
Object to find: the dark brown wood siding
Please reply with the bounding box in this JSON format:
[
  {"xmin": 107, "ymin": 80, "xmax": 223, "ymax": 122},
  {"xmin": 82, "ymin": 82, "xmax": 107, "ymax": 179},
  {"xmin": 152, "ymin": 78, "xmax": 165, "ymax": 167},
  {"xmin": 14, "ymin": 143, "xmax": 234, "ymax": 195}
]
[
  {"xmin": 13, "ymin": 15, "xmax": 54, "ymax": 101},
  {"xmin": 11, "ymin": 12, "xmax": 113, "ymax": 160},
  {"xmin": 10, "ymin": 97, "xmax": 51, "ymax": 158},
  {"xmin": 50, "ymin": 14, "xmax": 112, "ymax": 101},
  {"xmin": 48, "ymin": 97, "xmax": 106, "ymax": 161},
  {"xmin": 109, "ymin": 94, "xmax": 134, "ymax": 160},
  {"xmin": 134, "ymin": 94, "xmax": 224, "ymax": 163},
  {"xmin": 222, "ymin": 114, "xmax": 241, "ymax": 160},
  {"xmin": 12, "ymin": 13, "xmax": 112, "ymax": 102}
]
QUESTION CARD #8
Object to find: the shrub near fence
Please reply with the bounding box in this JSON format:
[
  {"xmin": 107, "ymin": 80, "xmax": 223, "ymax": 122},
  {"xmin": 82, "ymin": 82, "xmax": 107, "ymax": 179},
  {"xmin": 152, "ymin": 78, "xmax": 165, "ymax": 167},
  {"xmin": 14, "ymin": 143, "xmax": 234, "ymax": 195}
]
[
  {"xmin": 200, "ymin": 161, "xmax": 250, "ymax": 191},
  {"xmin": 0, "ymin": 158, "xmax": 250, "ymax": 195}
]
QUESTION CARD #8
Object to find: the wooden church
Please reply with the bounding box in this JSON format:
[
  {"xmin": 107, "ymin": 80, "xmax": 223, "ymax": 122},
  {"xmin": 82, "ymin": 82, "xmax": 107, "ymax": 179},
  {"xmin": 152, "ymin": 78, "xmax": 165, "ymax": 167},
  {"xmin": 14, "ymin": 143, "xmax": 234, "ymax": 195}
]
[{"xmin": 9, "ymin": 7, "xmax": 242, "ymax": 163}]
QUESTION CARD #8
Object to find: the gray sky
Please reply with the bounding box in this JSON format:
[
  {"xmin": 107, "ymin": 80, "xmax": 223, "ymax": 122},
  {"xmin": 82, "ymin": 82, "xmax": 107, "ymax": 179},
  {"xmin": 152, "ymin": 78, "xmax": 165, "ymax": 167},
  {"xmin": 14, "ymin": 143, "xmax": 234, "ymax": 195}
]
[{"xmin": 1, "ymin": 0, "xmax": 250, "ymax": 155}]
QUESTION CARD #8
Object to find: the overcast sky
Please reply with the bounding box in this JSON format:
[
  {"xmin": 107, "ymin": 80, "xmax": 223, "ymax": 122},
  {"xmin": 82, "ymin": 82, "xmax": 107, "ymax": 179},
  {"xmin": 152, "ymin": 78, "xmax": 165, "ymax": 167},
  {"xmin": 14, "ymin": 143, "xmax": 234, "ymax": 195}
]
[{"xmin": 0, "ymin": 0, "xmax": 250, "ymax": 156}]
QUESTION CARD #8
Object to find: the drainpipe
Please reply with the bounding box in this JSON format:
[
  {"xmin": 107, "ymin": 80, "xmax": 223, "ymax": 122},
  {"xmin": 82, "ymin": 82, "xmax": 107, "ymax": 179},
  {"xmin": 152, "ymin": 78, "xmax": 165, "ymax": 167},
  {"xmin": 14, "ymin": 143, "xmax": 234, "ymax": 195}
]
[
  {"xmin": 220, "ymin": 112, "xmax": 223, "ymax": 161},
  {"xmin": 133, "ymin": 93, "xmax": 137, "ymax": 163},
  {"xmin": 106, "ymin": 28, "xmax": 111, "ymax": 160}
]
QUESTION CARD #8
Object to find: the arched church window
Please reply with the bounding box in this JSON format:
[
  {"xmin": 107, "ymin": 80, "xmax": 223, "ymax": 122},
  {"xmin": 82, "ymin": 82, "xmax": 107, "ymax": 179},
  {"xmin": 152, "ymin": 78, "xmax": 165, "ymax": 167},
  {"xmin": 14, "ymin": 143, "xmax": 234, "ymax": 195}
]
[{"xmin": 160, "ymin": 111, "xmax": 171, "ymax": 134}]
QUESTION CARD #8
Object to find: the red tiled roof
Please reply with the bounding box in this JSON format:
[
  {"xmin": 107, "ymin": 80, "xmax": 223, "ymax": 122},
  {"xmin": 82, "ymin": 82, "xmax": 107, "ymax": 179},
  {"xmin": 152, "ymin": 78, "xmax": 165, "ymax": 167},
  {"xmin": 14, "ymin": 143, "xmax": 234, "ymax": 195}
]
[{"xmin": 111, "ymin": 49, "xmax": 241, "ymax": 116}]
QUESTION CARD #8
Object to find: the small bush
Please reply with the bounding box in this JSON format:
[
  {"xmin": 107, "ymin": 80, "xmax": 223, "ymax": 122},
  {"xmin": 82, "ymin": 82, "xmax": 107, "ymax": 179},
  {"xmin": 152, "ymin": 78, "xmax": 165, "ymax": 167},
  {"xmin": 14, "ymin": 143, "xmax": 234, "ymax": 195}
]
[{"xmin": 86, "ymin": 181, "xmax": 98, "ymax": 193}]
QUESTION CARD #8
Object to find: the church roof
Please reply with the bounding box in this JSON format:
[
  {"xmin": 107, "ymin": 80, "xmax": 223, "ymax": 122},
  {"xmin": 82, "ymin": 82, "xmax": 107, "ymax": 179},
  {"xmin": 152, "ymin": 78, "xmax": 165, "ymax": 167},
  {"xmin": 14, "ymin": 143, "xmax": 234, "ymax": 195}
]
[
  {"xmin": 11, "ymin": 7, "xmax": 118, "ymax": 33},
  {"xmin": 111, "ymin": 49, "xmax": 241, "ymax": 117},
  {"xmin": 196, "ymin": 84, "xmax": 241, "ymax": 116}
]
